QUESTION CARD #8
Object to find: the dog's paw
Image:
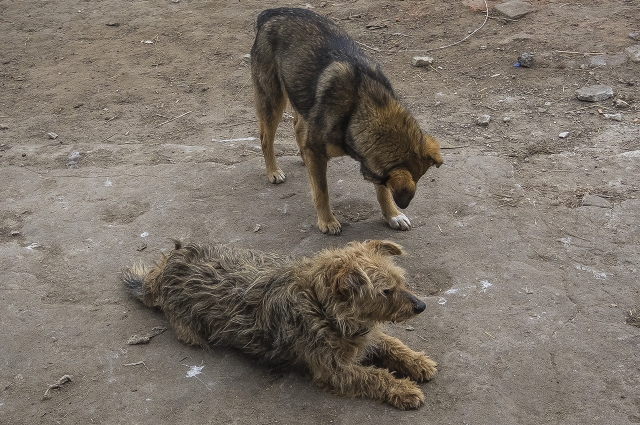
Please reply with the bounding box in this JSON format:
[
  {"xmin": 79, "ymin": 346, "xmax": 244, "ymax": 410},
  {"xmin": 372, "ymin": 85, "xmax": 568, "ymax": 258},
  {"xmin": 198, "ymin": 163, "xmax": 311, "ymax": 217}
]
[
  {"xmin": 318, "ymin": 218, "xmax": 342, "ymax": 235},
  {"xmin": 268, "ymin": 169, "xmax": 286, "ymax": 184},
  {"xmin": 387, "ymin": 213, "xmax": 411, "ymax": 231},
  {"xmin": 387, "ymin": 379, "xmax": 425, "ymax": 410},
  {"xmin": 410, "ymin": 355, "xmax": 438, "ymax": 382}
]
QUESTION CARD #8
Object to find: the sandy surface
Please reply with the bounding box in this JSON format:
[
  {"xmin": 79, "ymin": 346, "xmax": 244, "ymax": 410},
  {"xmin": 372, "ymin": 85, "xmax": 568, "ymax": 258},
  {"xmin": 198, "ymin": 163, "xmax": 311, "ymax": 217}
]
[{"xmin": 1, "ymin": 0, "xmax": 639, "ymax": 424}]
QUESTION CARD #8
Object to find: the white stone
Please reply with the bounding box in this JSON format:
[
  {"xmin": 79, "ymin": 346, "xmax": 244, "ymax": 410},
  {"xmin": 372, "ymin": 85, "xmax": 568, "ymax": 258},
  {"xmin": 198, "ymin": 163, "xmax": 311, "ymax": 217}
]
[
  {"xmin": 575, "ymin": 85, "xmax": 614, "ymax": 102},
  {"xmin": 494, "ymin": 0, "xmax": 535, "ymax": 19},
  {"xmin": 624, "ymin": 45, "xmax": 640, "ymax": 62},
  {"xmin": 411, "ymin": 56, "xmax": 435, "ymax": 67}
]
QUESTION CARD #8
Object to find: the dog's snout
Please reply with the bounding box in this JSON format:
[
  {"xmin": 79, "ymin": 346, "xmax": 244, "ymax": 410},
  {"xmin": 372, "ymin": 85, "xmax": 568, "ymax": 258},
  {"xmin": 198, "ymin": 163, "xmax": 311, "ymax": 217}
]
[
  {"xmin": 392, "ymin": 190, "xmax": 413, "ymax": 210},
  {"xmin": 404, "ymin": 291, "xmax": 426, "ymax": 314},
  {"xmin": 413, "ymin": 299, "xmax": 426, "ymax": 314}
]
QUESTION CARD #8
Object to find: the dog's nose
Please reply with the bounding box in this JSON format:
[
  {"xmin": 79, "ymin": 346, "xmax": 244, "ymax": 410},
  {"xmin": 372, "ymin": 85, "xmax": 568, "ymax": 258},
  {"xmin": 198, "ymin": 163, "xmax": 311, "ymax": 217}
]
[{"xmin": 413, "ymin": 300, "xmax": 426, "ymax": 314}]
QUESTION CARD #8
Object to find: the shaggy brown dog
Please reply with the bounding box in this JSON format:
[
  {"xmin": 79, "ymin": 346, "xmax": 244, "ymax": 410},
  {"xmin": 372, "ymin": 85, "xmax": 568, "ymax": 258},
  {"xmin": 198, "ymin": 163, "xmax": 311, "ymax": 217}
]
[
  {"xmin": 251, "ymin": 8, "xmax": 443, "ymax": 235},
  {"xmin": 122, "ymin": 240, "xmax": 437, "ymax": 409}
]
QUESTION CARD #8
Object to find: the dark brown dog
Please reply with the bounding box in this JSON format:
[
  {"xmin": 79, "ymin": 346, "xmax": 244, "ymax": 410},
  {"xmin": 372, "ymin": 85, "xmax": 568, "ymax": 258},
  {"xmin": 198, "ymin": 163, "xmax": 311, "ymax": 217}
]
[
  {"xmin": 251, "ymin": 8, "xmax": 443, "ymax": 235},
  {"xmin": 122, "ymin": 240, "xmax": 437, "ymax": 409}
]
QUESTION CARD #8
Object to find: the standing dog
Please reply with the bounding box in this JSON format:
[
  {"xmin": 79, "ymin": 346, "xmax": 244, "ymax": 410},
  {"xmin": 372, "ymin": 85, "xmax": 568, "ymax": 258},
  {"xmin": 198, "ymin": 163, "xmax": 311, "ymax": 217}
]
[
  {"xmin": 251, "ymin": 8, "xmax": 443, "ymax": 235},
  {"xmin": 122, "ymin": 240, "xmax": 437, "ymax": 409}
]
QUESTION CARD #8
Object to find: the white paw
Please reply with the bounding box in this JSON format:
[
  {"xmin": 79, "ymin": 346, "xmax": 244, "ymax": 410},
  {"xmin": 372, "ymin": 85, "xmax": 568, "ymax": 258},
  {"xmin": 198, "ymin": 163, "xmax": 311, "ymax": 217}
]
[
  {"xmin": 268, "ymin": 170, "xmax": 286, "ymax": 184},
  {"xmin": 388, "ymin": 213, "xmax": 411, "ymax": 231}
]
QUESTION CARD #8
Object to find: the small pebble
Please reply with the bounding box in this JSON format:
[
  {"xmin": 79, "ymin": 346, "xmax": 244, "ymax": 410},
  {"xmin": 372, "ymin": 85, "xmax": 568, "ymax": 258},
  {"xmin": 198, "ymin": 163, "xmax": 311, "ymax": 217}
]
[
  {"xmin": 0, "ymin": 124, "xmax": 8, "ymax": 130},
  {"xmin": 47, "ymin": 132, "xmax": 58, "ymax": 139},
  {"xmin": 411, "ymin": 56, "xmax": 435, "ymax": 67},
  {"xmin": 476, "ymin": 115, "xmax": 491, "ymax": 127},
  {"xmin": 503, "ymin": 116, "xmax": 511, "ymax": 123},
  {"xmin": 603, "ymin": 113, "xmax": 622, "ymax": 122},
  {"xmin": 11, "ymin": 230, "xmax": 21, "ymax": 237},
  {"xmin": 517, "ymin": 52, "xmax": 534, "ymax": 67},
  {"xmin": 559, "ymin": 131, "xmax": 570, "ymax": 139},
  {"xmin": 405, "ymin": 326, "xmax": 415, "ymax": 331}
]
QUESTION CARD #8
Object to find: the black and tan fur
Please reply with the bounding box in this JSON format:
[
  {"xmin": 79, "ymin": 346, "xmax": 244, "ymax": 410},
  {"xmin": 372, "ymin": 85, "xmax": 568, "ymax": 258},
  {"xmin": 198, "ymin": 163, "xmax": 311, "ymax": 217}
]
[
  {"xmin": 122, "ymin": 240, "xmax": 437, "ymax": 409},
  {"xmin": 251, "ymin": 8, "xmax": 443, "ymax": 235}
]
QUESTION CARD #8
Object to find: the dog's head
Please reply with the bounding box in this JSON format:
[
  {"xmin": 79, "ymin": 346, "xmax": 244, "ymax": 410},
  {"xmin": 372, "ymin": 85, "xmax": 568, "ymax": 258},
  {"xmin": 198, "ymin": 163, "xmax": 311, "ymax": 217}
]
[
  {"xmin": 385, "ymin": 134, "xmax": 443, "ymax": 209},
  {"xmin": 319, "ymin": 240, "xmax": 426, "ymax": 328}
]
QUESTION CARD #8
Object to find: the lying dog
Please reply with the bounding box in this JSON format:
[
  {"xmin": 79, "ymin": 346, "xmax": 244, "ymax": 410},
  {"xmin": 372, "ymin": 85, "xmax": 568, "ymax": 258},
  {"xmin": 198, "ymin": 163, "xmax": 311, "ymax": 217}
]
[
  {"xmin": 122, "ymin": 240, "xmax": 437, "ymax": 409},
  {"xmin": 251, "ymin": 7, "xmax": 443, "ymax": 235}
]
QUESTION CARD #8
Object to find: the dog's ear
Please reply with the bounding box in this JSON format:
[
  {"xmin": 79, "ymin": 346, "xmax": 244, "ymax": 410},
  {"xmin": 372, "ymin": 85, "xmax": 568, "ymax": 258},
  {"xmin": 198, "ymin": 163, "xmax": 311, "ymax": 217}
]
[
  {"xmin": 327, "ymin": 257, "xmax": 370, "ymax": 294},
  {"xmin": 423, "ymin": 134, "xmax": 443, "ymax": 168},
  {"xmin": 363, "ymin": 240, "xmax": 404, "ymax": 256}
]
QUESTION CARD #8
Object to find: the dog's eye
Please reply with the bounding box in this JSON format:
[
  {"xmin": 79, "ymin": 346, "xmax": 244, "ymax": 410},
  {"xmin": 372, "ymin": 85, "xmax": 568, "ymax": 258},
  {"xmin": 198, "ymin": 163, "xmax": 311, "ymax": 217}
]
[{"xmin": 382, "ymin": 289, "xmax": 391, "ymax": 296}]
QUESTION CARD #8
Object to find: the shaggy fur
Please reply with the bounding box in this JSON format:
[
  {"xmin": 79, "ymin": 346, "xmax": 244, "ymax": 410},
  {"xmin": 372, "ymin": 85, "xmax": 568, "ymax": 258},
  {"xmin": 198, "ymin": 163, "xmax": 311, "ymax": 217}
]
[
  {"xmin": 251, "ymin": 8, "xmax": 443, "ymax": 235},
  {"xmin": 122, "ymin": 240, "xmax": 437, "ymax": 409}
]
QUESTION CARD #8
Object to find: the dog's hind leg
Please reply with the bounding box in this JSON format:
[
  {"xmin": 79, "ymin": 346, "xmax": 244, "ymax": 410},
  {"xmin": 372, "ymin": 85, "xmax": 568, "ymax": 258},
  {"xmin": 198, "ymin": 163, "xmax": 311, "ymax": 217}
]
[
  {"xmin": 252, "ymin": 73, "xmax": 287, "ymax": 184},
  {"xmin": 371, "ymin": 332, "xmax": 437, "ymax": 382},
  {"xmin": 293, "ymin": 111, "xmax": 308, "ymax": 165},
  {"xmin": 375, "ymin": 184, "xmax": 411, "ymax": 230}
]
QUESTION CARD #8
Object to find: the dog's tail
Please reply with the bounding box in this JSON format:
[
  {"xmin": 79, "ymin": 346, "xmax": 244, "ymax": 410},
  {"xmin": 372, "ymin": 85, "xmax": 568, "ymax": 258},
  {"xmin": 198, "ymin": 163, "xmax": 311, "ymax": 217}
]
[
  {"xmin": 121, "ymin": 262, "xmax": 149, "ymax": 300},
  {"xmin": 121, "ymin": 239, "xmax": 182, "ymax": 306}
]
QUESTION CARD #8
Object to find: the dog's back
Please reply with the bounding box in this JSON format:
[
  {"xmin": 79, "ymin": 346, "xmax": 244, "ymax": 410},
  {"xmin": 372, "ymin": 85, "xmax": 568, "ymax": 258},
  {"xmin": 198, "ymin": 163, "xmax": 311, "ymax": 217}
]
[
  {"xmin": 252, "ymin": 7, "xmax": 393, "ymax": 117},
  {"xmin": 122, "ymin": 241, "xmax": 306, "ymax": 363}
]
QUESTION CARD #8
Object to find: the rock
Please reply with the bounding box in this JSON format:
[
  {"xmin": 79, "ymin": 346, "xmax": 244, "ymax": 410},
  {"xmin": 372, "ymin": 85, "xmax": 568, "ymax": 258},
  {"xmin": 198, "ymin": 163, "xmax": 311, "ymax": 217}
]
[
  {"xmin": 503, "ymin": 116, "xmax": 511, "ymax": 123},
  {"xmin": 411, "ymin": 56, "xmax": 435, "ymax": 67},
  {"xmin": 558, "ymin": 131, "xmax": 570, "ymax": 139},
  {"xmin": 582, "ymin": 194, "xmax": 611, "ymax": 208},
  {"xmin": 624, "ymin": 45, "xmax": 640, "ymax": 62},
  {"xmin": 587, "ymin": 54, "xmax": 628, "ymax": 67},
  {"xmin": 0, "ymin": 124, "xmax": 8, "ymax": 130},
  {"xmin": 494, "ymin": 0, "xmax": 535, "ymax": 19},
  {"xmin": 68, "ymin": 151, "xmax": 81, "ymax": 168},
  {"xmin": 47, "ymin": 132, "xmax": 58, "ymax": 139},
  {"xmin": 614, "ymin": 99, "xmax": 630, "ymax": 109},
  {"xmin": 517, "ymin": 52, "xmax": 534, "ymax": 67},
  {"xmin": 476, "ymin": 115, "xmax": 491, "ymax": 126},
  {"xmin": 462, "ymin": 0, "xmax": 488, "ymax": 11},
  {"xmin": 575, "ymin": 85, "xmax": 614, "ymax": 102},
  {"xmin": 629, "ymin": 32, "xmax": 640, "ymax": 41},
  {"xmin": 603, "ymin": 113, "xmax": 622, "ymax": 121}
]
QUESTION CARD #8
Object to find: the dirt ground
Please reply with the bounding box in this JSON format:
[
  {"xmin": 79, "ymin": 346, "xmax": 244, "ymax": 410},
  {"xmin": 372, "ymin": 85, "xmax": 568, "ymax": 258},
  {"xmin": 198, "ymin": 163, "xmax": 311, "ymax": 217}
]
[{"xmin": 1, "ymin": 0, "xmax": 639, "ymax": 423}]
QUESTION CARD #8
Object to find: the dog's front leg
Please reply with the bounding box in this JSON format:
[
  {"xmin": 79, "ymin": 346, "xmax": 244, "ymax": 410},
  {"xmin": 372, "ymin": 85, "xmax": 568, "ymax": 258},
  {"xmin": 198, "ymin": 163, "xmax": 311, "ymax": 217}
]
[
  {"xmin": 373, "ymin": 333, "xmax": 437, "ymax": 382},
  {"xmin": 375, "ymin": 184, "xmax": 411, "ymax": 230},
  {"xmin": 301, "ymin": 149, "xmax": 341, "ymax": 235},
  {"xmin": 312, "ymin": 364, "xmax": 424, "ymax": 409}
]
